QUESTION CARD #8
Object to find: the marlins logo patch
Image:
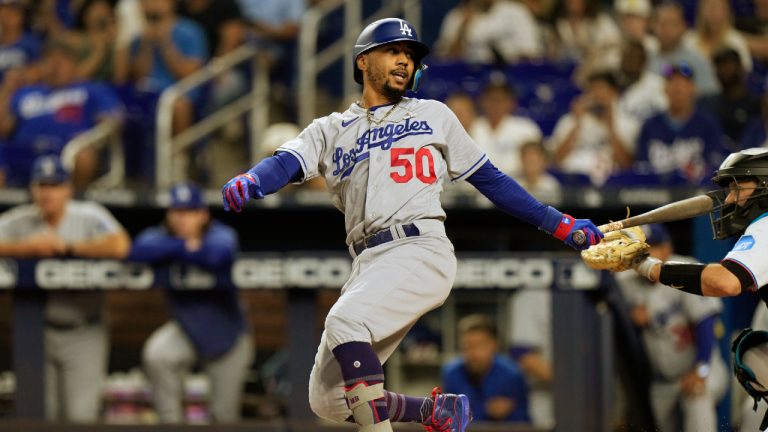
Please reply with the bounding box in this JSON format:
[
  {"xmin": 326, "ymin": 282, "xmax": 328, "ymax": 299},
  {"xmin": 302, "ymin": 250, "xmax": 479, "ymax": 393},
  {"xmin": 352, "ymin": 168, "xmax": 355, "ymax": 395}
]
[{"xmin": 733, "ymin": 235, "xmax": 756, "ymax": 251}]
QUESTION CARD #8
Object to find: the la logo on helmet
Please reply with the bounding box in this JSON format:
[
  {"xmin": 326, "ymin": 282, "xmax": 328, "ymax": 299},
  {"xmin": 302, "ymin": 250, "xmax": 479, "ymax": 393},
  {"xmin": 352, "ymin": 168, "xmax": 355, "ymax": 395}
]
[{"xmin": 399, "ymin": 20, "xmax": 412, "ymax": 36}]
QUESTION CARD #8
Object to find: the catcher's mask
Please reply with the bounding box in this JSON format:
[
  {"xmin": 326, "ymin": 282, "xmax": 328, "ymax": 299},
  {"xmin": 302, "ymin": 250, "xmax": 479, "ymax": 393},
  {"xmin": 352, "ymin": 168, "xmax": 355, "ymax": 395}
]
[
  {"xmin": 708, "ymin": 148, "xmax": 768, "ymax": 240},
  {"xmin": 732, "ymin": 328, "xmax": 768, "ymax": 430}
]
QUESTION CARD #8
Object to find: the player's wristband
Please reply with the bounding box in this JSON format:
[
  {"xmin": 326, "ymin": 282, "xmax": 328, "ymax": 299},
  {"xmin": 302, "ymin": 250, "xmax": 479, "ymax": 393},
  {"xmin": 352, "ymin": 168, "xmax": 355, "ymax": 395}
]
[
  {"xmin": 539, "ymin": 207, "xmax": 568, "ymax": 238},
  {"xmin": 552, "ymin": 214, "xmax": 576, "ymax": 241},
  {"xmin": 659, "ymin": 262, "xmax": 706, "ymax": 295}
]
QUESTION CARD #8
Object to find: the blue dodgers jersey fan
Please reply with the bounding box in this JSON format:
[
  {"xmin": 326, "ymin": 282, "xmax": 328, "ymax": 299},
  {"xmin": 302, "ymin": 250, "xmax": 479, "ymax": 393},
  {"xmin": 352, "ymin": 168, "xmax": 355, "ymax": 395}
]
[{"xmin": 5, "ymin": 82, "xmax": 123, "ymax": 184}]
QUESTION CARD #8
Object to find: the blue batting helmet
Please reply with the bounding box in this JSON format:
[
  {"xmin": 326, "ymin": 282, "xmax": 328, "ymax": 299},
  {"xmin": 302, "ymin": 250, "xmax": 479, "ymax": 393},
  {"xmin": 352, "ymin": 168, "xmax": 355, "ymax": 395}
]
[{"xmin": 352, "ymin": 18, "xmax": 430, "ymax": 91}]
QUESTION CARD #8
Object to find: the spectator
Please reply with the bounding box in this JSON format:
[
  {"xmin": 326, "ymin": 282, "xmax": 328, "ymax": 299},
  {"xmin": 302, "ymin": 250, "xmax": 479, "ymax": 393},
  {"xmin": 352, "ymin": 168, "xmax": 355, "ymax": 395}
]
[
  {"xmin": 435, "ymin": 0, "xmax": 542, "ymax": 65},
  {"xmin": 735, "ymin": 0, "xmax": 768, "ymax": 61},
  {"xmin": 647, "ymin": 2, "xmax": 720, "ymax": 97},
  {"xmin": 130, "ymin": 182, "xmax": 253, "ymax": 423},
  {"xmin": 548, "ymin": 71, "xmax": 639, "ymax": 185},
  {"xmin": 0, "ymin": 0, "xmax": 42, "ymax": 86},
  {"xmin": 699, "ymin": 48, "xmax": 761, "ymax": 148},
  {"xmin": 634, "ymin": 63, "xmax": 727, "ymax": 184},
  {"xmin": 35, "ymin": 0, "xmax": 81, "ymax": 37},
  {"xmin": 519, "ymin": 0, "xmax": 560, "ymax": 60},
  {"xmin": 472, "ymin": 80, "xmax": 543, "ymax": 177},
  {"xmin": 684, "ymin": 0, "xmax": 752, "ymax": 72},
  {"xmin": 0, "ymin": 39, "xmax": 124, "ymax": 188},
  {"xmin": 514, "ymin": 141, "xmax": 562, "ymax": 203},
  {"xmin": 617, "ymin": 39, "xmax": 668, "ymax": 123},
  {"xmin": 442, "ymin": 314, "xmax": 530, "ymax": 423},
  {"xmin": 178, "ymin": 0, "xmax": 244, "ymax": 58},
  {"xmin": 741, "ymin": 93, "xmax": 768, "ymax": 149},
  {"xmin": 615, "ymin": 223, "xmax": 727, "ymax": 432},
  {"xmin": 509, "ymin": 289, "xmax": 554, "ymax": 429},
  {"xmin": 67, "ymin": 0, "xmax": 119, "ymax": 82},
  {"xmin": 114, "ymin": 0, "xmax": 144, "ymax": 49},
  {"xmin": 551, "ymin": 0, "xmax": 622, "ymax": 82},
  {"xmin": 113, "ymin": 0, "xmax": 208, "ymax": 135},
  {"xmin": 445, "ymin": 91, "xmax": 477, "ymax": 133},
  {"xmin": 614, "ymin": 0, "xmax": 654, "ymax": 50},
  {"xmin": 237, "ymin": 0, "xmax": 303, "ymax": 95},
  {"xmin": 0, "ymin": 154, "xmax": 130, "ymax": 422}
]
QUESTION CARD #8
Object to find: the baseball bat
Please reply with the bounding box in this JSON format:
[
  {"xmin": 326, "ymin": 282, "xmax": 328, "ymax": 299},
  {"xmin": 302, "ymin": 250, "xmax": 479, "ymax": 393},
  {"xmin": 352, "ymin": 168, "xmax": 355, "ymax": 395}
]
[{"xmin": 571, "ymin": 194, "xmax": 715, "ymax": 247}]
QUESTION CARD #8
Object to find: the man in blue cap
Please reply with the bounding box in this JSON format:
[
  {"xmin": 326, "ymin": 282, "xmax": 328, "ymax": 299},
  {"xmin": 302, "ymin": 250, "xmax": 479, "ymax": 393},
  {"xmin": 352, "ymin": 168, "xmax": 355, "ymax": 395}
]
[
  {"xmin": 0, "ymin": 154, "xmax": 130, "ymax": 421},
  {"xmin": 129, "ymin": 182, "xmax": 253, "ymax": 423}
]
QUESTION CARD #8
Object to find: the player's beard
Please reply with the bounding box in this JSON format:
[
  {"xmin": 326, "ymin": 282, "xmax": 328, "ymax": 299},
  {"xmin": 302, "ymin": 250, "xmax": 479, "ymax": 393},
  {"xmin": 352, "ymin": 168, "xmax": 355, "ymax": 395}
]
[
  {"xmin": 382, "ymin": 81, "xmax": 406, "ymax": 101},
  {"xmin": 367, "ymin": 68, "xmax": 406, "ymax": 103}
]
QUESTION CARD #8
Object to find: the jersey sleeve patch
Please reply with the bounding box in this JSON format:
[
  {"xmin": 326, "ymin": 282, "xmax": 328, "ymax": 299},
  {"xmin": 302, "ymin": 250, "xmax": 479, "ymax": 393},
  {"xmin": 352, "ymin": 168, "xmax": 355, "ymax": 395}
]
[{"xmin": 733, "ymin": 235, "xmax": 756, "ymax": 251}]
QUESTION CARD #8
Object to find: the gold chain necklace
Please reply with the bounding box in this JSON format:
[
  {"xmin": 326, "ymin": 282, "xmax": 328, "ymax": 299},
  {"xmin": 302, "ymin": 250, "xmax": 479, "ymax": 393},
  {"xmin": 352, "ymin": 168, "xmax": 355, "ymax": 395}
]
[{"xmin": 365, "ymin": 101, "xmax": 400, "ymax": 125}]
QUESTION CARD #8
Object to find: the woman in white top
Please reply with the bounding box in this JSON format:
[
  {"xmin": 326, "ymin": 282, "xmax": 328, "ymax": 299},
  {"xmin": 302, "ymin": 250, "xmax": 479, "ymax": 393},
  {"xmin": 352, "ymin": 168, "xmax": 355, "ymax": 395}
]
[
  {"xmin": 552, "ymin": 0, "xmax": 623, "ymax": 83},
  {"xmin": 685, "ymin": 0, "xmax": 752, "ymax": 72}
]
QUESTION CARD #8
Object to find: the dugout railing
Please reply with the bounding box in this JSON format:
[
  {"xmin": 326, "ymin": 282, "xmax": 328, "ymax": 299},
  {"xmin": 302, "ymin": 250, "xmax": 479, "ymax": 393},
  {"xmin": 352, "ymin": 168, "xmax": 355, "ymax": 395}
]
[
  {"xmin": 2, "ymin": 254, "xmax": 613, "ymax": 432},
  {"xmin": 60, "ymin": 117, "xmax": 124, "ymax": 190},
  {"xmin": 154, "ymin": 44, "xmax": 270, "ymax": 190}
]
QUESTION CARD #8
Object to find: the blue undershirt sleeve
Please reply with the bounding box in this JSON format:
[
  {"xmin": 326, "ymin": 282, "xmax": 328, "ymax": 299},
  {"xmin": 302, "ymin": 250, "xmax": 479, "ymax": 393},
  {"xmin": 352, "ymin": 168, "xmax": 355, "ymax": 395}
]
[
  {"xmin": 246, "ymin": 151, "xmax": 304, "ymax": 195},
  {"xmin": 128, "ymin": 229, "xmax": 185, "ymax": 263},
  {"xmin": 182, "ymin": 226, "xmax": 238, "ymax": 270},
  {"xmin": 694, "ymin": 314, "xmax": 717, "ymax": 364},
  {"xmin": 466, "ymin": 160, "xmax": 564, "ymax": 233}
]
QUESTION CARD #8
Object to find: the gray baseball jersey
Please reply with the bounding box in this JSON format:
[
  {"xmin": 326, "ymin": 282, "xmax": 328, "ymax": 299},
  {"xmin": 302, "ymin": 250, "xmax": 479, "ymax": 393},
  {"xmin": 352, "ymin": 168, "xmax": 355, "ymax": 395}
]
[
  {"xmin": 0, "ymin": 201, "xmax": 124, "ymax": 325},
  {"xmin": 291, "ymin": 97, "xmax": 487, "ymax": 423},
  {"xmin": 616, "ymin": 255, "xmax": 723, "ymax": 380},
  {"xmin": 278, "ymin": 97, "xmax": 487, "ymax": 245},
  {"xmin": 618, "ymin": 257, "xmax": 727, "ymax": 432},
  {"xmin": 0, "ymin": 200, "xmax": 124, "ymax": 421},
  {"xmin": 723, "ymin": 215, "xmax": 768, "ymax": 292}
]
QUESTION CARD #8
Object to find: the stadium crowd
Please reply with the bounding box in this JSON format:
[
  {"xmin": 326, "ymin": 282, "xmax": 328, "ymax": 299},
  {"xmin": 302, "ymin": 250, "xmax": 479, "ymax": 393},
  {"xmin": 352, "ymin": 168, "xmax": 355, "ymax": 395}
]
[{"xmin": 0, "ymin": 0, "xmax": 764, "ymax": 194}]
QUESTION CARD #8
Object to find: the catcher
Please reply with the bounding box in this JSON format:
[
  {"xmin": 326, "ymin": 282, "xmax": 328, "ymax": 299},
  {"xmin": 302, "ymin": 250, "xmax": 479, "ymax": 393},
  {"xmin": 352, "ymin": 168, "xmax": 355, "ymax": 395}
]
[{"xmin": 583, "ymin": 147, "xmax": 768, "ymax": 430}]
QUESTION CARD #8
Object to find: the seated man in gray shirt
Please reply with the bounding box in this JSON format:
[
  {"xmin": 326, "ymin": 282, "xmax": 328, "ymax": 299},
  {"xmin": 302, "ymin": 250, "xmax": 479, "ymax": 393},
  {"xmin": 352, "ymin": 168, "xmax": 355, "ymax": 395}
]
[{"xmin": 0, "ymin": 155, "xmax": 130, "ymax": 422}]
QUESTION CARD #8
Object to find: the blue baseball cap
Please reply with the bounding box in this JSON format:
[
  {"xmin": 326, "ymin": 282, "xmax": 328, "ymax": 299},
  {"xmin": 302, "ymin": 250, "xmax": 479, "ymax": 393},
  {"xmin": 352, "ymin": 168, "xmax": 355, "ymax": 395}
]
[
  {"xmin": 169, "ymin": 183, "xmax": 204, "ymax": 209},
  {"xmin": 662, "ymin": 62, "xmax": 695, "ymax": 80},
  {"xmin": 642, "ymin": 223, "xmax": 671, "ymax": 246},
  {"xmin": 30, "ymin": 155, "xmax": 70, "ymax": 184}
]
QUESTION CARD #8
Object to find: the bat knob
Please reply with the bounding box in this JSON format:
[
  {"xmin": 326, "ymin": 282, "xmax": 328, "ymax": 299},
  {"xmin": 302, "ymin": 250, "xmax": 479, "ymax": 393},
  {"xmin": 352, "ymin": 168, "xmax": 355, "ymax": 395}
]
[{"xmin": 571, "ymin": 230, "xmax": 587, "ymax": 247}]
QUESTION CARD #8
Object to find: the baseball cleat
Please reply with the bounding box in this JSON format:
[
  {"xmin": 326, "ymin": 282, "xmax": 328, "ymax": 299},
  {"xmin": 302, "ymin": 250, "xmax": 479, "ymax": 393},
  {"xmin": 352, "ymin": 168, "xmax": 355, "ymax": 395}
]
[{"xmin": 422, "ymin": 387, "xmax": 472, "ymax": 432}]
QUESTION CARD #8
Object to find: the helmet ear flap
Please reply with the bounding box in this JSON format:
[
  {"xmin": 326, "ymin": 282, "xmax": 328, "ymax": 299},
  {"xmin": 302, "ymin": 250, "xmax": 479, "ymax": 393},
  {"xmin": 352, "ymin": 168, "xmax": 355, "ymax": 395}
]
[{"xmin": 409, "ymin": 63, "xmax": 428, "ymax": 92}]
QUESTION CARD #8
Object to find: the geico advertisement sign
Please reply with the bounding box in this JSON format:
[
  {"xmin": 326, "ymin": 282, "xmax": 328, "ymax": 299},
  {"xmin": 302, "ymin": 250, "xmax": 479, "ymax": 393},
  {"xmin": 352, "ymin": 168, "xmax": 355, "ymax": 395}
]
[
  {"xmin": 35, "ymin": 260, "xmax": 153, "ymax": 290},
  {"xmin": 0, "ymin": 257, "xmax": 601, "ymax": 290},
  {"xmin": 232, "ymin": 257, "xmax": 600, "ymax": 290}
]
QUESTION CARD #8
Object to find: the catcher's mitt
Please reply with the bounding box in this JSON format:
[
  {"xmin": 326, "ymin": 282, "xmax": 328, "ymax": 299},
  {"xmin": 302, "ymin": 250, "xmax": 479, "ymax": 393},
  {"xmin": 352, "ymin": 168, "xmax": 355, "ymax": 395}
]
[{"xmin": 580, "ymin": 226, "xmax": 649, "ymax": 272}]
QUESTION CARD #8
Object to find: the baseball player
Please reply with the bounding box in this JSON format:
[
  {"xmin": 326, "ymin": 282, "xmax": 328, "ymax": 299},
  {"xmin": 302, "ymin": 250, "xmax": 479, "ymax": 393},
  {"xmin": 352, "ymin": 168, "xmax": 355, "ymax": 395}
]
[
  {"xmin": 631, "ymin": 147, "xmax": 768, "ymax": 429},
  {"xmin": 617, "ymin": 224, "xmax": 727, "ymax": 432},
  {"xmin": 129, "ymin": 183, "xmax": 253, "ymax": 423},
  {"xmin": 0, "ymin": 155, "xmax": 131, "ymax": 421},
  {"xmin": 221, "ymin": 18, "xmax": 603, "ymax": 432}
]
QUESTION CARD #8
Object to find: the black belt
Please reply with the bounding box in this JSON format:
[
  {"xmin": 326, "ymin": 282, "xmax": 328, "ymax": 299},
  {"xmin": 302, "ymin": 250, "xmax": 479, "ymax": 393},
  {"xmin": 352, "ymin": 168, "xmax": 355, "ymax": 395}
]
[{"xmin": 353, "ymin": 223, "xmax": 420, "ymax": 255}]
